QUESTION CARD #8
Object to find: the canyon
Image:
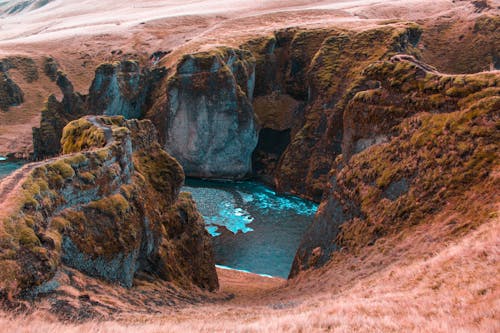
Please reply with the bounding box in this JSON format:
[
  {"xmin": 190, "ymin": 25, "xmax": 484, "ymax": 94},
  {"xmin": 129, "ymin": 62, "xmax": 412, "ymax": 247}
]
[{"xmin": 0, "ymin": 0, "xmax": 499, "ymax": 332}]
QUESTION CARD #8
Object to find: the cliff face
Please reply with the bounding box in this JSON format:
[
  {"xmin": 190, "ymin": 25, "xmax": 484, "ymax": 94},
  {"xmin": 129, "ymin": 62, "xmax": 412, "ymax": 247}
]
[
  {"xmin": 87, "ymin": 60, "xmax": 165, "ymax": 119},
  {"xmin": 153, "ymin": 47, "xmax": 258, "ymax": 179},
  {"xmin": 0, "ymin": 115, "xmax": 218, "ymax": 298},
  {"xmin": 289, "ymin": 57, "xmax": 499, "ymax": 276},
  {"xmin": 244, "ymin": 25, "xmax": 423, "ymax": 201},
  {"xmin": 32, "ymin": 61, "xmax": 166, "ymax": 160},
  {"xmin": 32, "ymin": 71, "xmax": 88, "ymax": 159}
]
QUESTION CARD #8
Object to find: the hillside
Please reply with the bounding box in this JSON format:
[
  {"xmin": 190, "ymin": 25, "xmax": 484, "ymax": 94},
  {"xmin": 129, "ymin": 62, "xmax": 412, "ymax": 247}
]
[{"xmin": 0, "ymin": 0, "xmax": 498, "ymax": 332}]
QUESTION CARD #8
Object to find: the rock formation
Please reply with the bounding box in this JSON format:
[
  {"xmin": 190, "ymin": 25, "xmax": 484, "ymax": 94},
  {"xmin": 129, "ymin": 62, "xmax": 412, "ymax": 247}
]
[
  {"xmin": 0, "ymin": 59, "xmax": 25, "ymax": 111},
  {"xmin": 1, "ymin": 115, "xmax": 218, "ymax": 299},
  {"xmin": 32, "ymin": 61, "xmax": 166, "ymax": 160},
  {"xmin": 243, "ymin": 25, "xmax": 424, "ymax": 201},
  {"xmin": 0, "ymin": 70, "xmax": 23, "ymax": 111},
  {"xmin": 32, "ymin": 71, "xmax": 88, "ymax": 159},
  {"xmin": 88, "ymin": 60, "xmax": 152, "ymax": 119},
  {"xmin": 290, "ymin": 56, "xmax": 499, "ymax": 276},
  {"xmin": 152, "ymin": 47, "xmax": 258, "ymax": 179}
]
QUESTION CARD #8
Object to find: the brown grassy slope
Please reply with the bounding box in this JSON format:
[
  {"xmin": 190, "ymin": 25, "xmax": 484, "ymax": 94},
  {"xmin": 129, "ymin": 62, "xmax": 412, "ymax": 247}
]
[
  {"xmin": 0, "ymin": 191, "xmax": 497, "ymax": 332},
  {"xmin": 0, "ymin": 0, "xmax": 481, "ymax": 157},
  {"xmin": 419, "ymin": 14, "xmax": 500, "ymax": 74}
]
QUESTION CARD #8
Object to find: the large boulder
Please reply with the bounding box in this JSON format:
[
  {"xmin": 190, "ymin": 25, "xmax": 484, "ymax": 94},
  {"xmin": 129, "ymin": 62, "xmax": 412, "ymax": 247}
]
[{"xmin": 156, "ymin": 47, "xmax": 258, "ymax": 179}]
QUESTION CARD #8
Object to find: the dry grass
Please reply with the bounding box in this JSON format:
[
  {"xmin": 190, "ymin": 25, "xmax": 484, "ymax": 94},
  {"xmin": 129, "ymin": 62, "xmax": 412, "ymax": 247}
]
[{"xmin": 0, "ymin": 209, "xmax": 497, "ymax": 332}]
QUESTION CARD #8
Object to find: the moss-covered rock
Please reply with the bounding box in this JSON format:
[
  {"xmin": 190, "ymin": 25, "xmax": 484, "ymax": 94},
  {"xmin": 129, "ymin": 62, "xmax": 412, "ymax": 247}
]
[
  {"xmin": 1, "ymin": 115, "xmax": 218, "ymax": 297},
  {"xmin": 290, "ymin": 61, "xmax": 500, "ymax": 277}
]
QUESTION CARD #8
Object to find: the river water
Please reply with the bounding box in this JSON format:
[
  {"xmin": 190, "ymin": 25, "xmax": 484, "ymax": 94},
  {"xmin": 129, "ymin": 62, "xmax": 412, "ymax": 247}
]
[
  {"xmin": 183, "ymin": 179, "xmax": 318, "ymax": 278},
  {"xmin": 0, "ymin": 157, "xmax": 25, "ymax": 180},
  {"xmin": 0, "ymin": 159, "xmax": 317, "ymax": 278}
]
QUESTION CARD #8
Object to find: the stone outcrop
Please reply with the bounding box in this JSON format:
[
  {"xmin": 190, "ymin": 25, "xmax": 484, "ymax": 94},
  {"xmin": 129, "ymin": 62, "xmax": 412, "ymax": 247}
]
[
  {"xmin": 0, "ymin": 70, "xmax": 23, "ymax": 111},
  {"xmin": 32, "ymin": 71, "xmax": 88, "ymax": 159},
  {"xmin": 153, "ymin": 47, "xmax": 258, "ymax": 179},
  {"xmin": 289, "ymin": 58, "xmax": 500, "ymax": 277},
  {"xmin": 88, "ymin": 60, "xmax": 153, "ymax": 119},
  {"xmin": 32, "ymin": 60, "xmax": 166, "ymax": 160},
  {"xmin": 0, "ymin": 58, "xmax": 31, "ymax": 111},
  {"xmin": 1, "ymin": 115, "xmax": 218, "ymax": 298}
]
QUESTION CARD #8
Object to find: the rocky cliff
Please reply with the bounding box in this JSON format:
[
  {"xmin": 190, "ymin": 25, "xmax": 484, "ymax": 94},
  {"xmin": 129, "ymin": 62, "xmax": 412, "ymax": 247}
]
[
  {"xmin": 0, "ymin": 58, "xmax": 27, "ymax": 111},
  {"xmin": 243, "ymin": 25, "xmax": 423, "ymax": 201},
  {"xmin": 0, "ymin": 115, "xmax": 218, "ymax": 300},
  {"xmin": 150, "ymin": 47, "xmax": 258, "ymax": 179},
  {"xmin": 290, "ymin": 56, "xmax": 499, "ymax": 276},
  {"xmin": 32, "ymin": 61, "xmax": 166, "ymax": 160},
  {"xmin": 87, "ymin": 60, "xmax": 165, "ymax": 119}
]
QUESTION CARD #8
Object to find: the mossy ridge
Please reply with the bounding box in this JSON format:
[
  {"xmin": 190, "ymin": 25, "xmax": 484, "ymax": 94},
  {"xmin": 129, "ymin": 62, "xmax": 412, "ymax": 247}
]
[
  {"xmin": 335, "ymin": 94, "xmax": 499, "ymax": 251},
  {"xmin": 0, "ymin": 116, "xmax": 135, "ymax": 292},
  {"xmin": 274, "ymin": 25, "xmax": 423, "ymax": 201},
  {"xmin": 60, "ymin": 118, "xmax": 106, "ymax": 154},
  {"xmin": 132, "ymin": 145, "xmax": 184, "ymax": 205},
  {"xmin": 340, "ymin": 56, "xmax": 499, "ymax": 160},
  {"xmin": 2, "ymin": 115, "xmax": 218, "ymax": 295}
]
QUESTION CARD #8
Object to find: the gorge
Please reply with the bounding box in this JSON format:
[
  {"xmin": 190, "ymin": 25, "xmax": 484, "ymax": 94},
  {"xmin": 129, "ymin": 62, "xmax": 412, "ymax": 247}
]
[{"xmin": 0, "ymin": 0, "xmax": 498, "ymax": 332}]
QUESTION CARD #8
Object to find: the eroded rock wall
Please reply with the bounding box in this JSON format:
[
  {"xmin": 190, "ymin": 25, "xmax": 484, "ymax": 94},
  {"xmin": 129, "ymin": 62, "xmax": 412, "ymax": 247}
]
[
  {"xmin": 1, "ymin": 115, "xmax": 218, "ymax": 298},
  {"xmin": 155, "ymin": 47, "xmax": 258, "ymax": 179},
  {"xmin": 290, "ymin": 58, "xmax": 499, "ymax": 277}
]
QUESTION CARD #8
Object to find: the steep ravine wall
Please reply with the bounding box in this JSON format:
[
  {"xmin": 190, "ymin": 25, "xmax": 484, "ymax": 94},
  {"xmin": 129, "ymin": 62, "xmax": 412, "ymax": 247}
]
[
  {"xmin": 290, "ymin": 57, "xmax": 499, "ymax": 276},
  {"xmin": 9, "ymin": 18, "xmax": 498, "ymax": 282},
  {"xmin": 0, "ymin": 115, "xmax": 218, "ymax": 299},
  {"xmin": 152, "ymin": 48, "xmax": 258, "ymax": 179}
]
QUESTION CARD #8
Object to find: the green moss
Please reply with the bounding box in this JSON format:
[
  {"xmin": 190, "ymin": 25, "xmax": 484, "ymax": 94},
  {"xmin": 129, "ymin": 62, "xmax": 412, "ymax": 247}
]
[
  {"xmin": 65, "ymin": 153, "xmax": 88, "ymax": 167},
  {"xmin": 87, "ymin": 194, "xmax": 130, "ymax": 217},
  {"xmin": 50, "ymin": 160, "xmax": 75, "ymax": 179},
  {"xmin": 61, "ymin": 118, "xmax": 106, "ymax": 154},
  {"xmin": 50, "ymin": 216, "xmax": 69, "ymax": 231},
  {"xmin": 18, "ymin": 226, "xmax": 40, "ymax": 247},
  {"xmin": 133, "ymin": 145, "xmax": 185, "ymax": 204},
  {"xmin": 79, "ymin": 171, "xmax": 95, "ymax": 184},
  {"xmin": 473, "ymin": 15, "xmax": 500, "ymax": 33}
]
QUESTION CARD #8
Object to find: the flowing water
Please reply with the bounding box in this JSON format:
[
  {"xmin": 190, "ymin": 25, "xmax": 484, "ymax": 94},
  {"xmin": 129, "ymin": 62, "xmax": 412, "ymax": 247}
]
[
  {"xmin": 0, "ymin": 157, "xmax": 25, "ymax": 180},
  {"xmin": 183, "ymin": 179, "xmax": 318, "ymax": 278}
]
